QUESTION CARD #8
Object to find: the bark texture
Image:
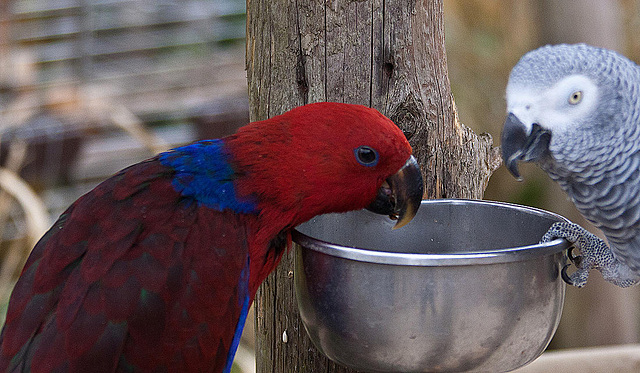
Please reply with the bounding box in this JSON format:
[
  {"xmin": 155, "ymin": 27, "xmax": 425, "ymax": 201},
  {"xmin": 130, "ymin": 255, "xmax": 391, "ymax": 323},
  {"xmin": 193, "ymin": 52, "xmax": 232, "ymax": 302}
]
[{"xmin": 246, "ymin": 0, "xmax": 501, "ymax": 371}]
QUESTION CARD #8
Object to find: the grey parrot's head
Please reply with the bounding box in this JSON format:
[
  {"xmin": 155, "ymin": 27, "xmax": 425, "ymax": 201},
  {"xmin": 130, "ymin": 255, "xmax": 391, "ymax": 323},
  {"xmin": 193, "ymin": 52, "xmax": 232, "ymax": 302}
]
[{"xmin": 501, "ymin": 43, "xmax": 638, "ymax": 179}]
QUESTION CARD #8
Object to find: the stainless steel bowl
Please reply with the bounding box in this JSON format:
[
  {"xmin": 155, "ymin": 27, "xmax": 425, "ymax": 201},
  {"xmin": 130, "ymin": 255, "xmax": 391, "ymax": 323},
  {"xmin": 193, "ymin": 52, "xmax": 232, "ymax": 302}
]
[{"xmin": 293, "ymin": 199, "xmax": 569, "ymax": 373}]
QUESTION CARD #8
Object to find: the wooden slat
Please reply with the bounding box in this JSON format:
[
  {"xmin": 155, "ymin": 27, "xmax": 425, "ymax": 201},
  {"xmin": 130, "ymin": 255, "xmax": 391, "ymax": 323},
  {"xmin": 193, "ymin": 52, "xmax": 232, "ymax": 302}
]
[
  {"xmin": 514, "ymin": 344, "xmax": 640, "ymax": 373},
  {"xmin": 3, "ymin": 0, "xmax": 248, "ymax": 153},
  {"xmin": 12, "ymin": 16, "xmax": 81, "ymax": 42},
  {"xmin": 11, "ymin": 0, "xmax": 81, "ymax": 16}
]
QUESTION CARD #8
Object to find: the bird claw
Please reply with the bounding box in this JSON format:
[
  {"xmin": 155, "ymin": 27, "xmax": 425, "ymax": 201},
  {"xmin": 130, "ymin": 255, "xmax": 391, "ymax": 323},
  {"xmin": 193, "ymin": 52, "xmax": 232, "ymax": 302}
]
[
  {"xmin": 566, "ymin": 245, "xmax": 578, "ymax": 263},
  {"xmin": 541, "ymin": 222, "xmax": 640, "ymax": 287},
  {"xmin": 558, "ymin": 245, "xmax": 590, "ymax": 286},
  {"xmin": 559, "ymin": 260, "xmax": 590, "ymax": 288},
  {"xmin": 541, "ymin": 222, "xmax": 608, "ymax": 287},
  {"xmin": 559, "ymin": 246, "xmax": 580, "ymax": 286},
  {"xmin": 560, "ymin": 263, "xmax": 573, "ymax": 285}
]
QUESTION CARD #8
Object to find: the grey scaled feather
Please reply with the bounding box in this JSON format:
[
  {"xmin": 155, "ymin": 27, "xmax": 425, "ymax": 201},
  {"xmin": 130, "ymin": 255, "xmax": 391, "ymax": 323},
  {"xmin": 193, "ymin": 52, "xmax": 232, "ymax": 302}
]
[{"xmin": 501, "ymin": 43, "xmax": 640, "ymax": 288}]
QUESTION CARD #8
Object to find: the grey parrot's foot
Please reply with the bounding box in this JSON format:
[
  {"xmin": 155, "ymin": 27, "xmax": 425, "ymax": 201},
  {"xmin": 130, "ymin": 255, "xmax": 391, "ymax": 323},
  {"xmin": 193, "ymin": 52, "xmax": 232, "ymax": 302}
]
[
  {"xmin": 541, "ymin": 222, "xmax": 638, "ymax": 288},
  {"xmin": 559, "ymin": 246, "xmax": 588, "ymax": 287}
]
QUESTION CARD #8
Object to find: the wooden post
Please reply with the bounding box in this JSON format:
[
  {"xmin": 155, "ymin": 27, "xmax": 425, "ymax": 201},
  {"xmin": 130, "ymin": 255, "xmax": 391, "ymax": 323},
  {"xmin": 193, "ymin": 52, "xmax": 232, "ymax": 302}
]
[{"xmin": 246, "ymin": 0, "xmax": 501, "ymax": 371}]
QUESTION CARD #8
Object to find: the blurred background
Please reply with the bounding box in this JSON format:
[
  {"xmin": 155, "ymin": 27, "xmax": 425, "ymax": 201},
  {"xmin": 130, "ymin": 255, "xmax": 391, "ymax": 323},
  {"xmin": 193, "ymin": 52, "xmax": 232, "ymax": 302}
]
[{"xmin": 0, "ymin": 0, "xmax": 639, "ymax": 371}]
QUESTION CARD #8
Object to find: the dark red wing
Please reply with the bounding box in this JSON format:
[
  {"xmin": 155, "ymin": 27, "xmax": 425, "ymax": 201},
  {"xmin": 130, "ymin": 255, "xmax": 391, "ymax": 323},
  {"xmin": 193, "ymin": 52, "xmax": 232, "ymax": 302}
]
[{"xmin": 0, "ymin": 158, "xmax": 250, "ymax": 372}]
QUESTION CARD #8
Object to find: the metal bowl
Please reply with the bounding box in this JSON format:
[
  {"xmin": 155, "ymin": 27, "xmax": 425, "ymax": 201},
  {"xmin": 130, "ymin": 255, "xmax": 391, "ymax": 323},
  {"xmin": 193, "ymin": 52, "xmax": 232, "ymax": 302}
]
[{"xmin": 293, "ymin": 199, "xmax": 569, "ymax": 373}]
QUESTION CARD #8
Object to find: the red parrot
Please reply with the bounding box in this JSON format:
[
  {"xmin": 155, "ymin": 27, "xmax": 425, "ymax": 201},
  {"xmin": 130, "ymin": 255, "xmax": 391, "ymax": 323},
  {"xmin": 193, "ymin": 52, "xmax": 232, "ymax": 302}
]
[{"xmin": 0, "ymin": 102, "xmax": 423, "ymax": 372}]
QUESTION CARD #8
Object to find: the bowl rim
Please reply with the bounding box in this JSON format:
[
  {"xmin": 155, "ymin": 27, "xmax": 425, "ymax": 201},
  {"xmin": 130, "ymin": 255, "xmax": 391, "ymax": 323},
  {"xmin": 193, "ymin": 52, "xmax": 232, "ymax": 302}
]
[{"xmin": 292, "ymin": 199, "xmax": 571, "ymax": 266}]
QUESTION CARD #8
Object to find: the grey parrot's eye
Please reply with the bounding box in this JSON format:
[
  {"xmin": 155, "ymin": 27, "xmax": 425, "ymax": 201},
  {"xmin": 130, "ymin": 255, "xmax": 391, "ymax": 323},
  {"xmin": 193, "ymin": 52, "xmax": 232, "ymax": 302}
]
[
  {"xmin": 354, "ymin": 146, "xmax": 379, "ymax": 167},
  {"xmin": 568, "ymin": 91, "xmax": 583, "ymax": 105}
]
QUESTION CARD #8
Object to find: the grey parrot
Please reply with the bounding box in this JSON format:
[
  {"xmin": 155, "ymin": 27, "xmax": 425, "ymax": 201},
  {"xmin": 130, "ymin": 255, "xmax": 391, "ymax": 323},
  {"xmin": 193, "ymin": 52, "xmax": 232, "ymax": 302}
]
[{"xmin": 501, "ymin": 43, "xmax": 640, "ymax": 288}]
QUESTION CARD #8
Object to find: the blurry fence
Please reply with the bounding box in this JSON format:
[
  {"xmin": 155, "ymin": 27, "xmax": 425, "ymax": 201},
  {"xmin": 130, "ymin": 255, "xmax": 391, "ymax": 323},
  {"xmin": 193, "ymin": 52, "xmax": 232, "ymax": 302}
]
[
  {"xmin": 0, "ymin": 0, "xmax": 249, "ymax": 324},
  {"xmin": 1, "ymin": 0, "xmax": 247, "ymax": 128}
]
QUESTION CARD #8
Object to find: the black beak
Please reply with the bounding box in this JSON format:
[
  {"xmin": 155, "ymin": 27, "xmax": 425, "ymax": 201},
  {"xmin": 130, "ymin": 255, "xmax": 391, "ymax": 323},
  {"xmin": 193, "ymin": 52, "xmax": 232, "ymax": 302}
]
[
  {"xmin": 501, "ymin": 113, "xmax": 551, "ymax": 180},
  {"xmin": 366, "ymin": 155, "xmax": 424, "ymax": 229}
]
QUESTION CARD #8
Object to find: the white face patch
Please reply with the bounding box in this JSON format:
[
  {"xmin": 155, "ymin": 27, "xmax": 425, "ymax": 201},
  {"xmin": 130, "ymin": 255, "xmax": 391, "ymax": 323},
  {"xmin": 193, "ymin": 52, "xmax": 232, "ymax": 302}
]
[
  {"xmin": 505, "ymin": 86, "xmax": 539, "ymax": 134},
  {"xmin": 506, "ymin": 74, "xmax": 599, "ymax": 136}
]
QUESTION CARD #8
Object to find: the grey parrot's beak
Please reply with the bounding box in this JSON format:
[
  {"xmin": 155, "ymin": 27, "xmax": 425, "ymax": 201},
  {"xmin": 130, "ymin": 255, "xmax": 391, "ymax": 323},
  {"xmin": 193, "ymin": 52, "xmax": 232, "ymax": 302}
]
[
  {"xmin": 501, "ymin": 113, "xmax": 552, "ymax": 180},
  {"xmin": 366, "ymin": 155, "xmax": 424, "ymax": 229}
]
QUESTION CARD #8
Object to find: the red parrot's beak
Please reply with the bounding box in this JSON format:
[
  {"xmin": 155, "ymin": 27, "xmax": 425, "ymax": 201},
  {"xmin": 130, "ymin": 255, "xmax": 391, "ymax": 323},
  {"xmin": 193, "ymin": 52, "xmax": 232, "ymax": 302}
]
[{"xmin": 366, "ymin": 155, "xmax": 424, "ymax": 229}]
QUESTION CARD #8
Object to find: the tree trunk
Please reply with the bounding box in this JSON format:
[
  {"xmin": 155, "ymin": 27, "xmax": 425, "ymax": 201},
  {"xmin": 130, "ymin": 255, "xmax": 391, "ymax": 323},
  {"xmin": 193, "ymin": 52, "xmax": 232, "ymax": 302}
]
[{"xmin": 246, "ymin": 0, "xmax": 501, "ymax": 371}]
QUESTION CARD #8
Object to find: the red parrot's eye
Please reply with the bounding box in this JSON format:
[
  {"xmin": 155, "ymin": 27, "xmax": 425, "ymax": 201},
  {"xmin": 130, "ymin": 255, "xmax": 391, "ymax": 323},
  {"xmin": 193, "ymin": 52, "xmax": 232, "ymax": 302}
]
[{"xmin": 354, "ymin": 146, "xmax": 379, "ymax": 167}]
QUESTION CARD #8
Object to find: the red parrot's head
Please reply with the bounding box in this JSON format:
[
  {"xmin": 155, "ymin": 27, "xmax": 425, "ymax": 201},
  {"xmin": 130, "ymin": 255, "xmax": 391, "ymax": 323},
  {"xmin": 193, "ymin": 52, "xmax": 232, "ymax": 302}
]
[{"xmin": 228, "ymin": 102, "xmax": 424, "ymax": 230}]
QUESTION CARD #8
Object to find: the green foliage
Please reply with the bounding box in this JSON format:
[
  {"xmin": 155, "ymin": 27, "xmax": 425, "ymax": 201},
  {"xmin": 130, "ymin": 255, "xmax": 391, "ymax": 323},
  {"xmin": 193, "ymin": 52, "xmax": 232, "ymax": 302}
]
[{"xmin": 509, "ymin": 176, "xmax": 547, "ymax": 208}]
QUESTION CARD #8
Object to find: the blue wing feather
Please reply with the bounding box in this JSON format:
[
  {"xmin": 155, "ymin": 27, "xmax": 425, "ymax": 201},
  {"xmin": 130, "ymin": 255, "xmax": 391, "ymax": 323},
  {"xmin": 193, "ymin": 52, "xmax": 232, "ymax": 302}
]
[
  {"xmin": 224, "ymin": 257, "xmax": 251, "ymax": 373},
  {"xmin": 159, "ymin": 140, "xmax": 258, "ymax": 214}
]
